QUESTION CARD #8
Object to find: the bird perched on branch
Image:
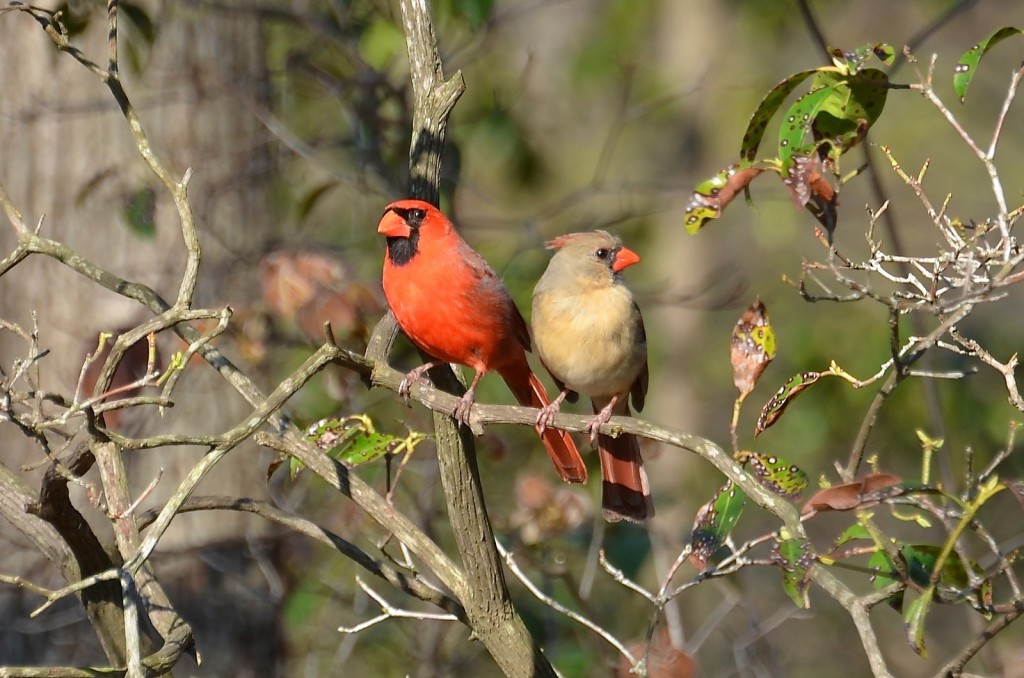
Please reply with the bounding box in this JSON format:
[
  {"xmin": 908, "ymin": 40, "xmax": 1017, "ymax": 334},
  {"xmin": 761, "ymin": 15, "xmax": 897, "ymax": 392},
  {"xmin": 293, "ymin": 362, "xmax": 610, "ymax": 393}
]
[
  {"xmin": 531, "ymin": 230, "xmax": 653, "ymax": 522},
  {"xmin": 377, "ymin": 199, "xmax": 588, "ymax": 484}
]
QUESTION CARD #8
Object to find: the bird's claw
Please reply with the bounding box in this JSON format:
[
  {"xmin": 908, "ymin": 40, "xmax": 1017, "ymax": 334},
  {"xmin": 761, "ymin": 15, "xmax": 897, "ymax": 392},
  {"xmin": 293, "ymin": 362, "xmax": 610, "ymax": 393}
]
[
  {"xmin": 398, "ymin": 377, "xmax": 413, "ymax": 405},
  {"xmin": 586, "ymin": 409, "xmax": 614, "ymax": 447},
  {"xmin": 398, "ymin": 364, "xmax": 433, "ymax": 406},
  {"xmin": 536, "ymin": 403, "xmax": 560, "ymax": 435},
  {"xmin": 452, "ymin": 389, "xmax": 476, "ymax": 426}
]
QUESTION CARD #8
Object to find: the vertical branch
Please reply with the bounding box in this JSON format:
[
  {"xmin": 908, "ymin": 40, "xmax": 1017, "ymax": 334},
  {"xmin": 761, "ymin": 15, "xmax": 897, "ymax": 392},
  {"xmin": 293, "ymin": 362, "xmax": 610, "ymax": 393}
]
[
  {"xmin": 398, "ymin": 0, "xmax": 465, "ymax": 203},
  {"xmin": 384, "ymin": 1, "xmax": 557, "ymax": 676}
]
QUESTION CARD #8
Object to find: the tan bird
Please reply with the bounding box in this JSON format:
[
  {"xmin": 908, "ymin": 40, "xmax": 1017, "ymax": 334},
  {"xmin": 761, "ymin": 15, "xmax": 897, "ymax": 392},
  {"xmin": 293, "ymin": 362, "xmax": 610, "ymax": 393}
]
[{"xmin": 531, "ymin": 230, "xmax": 653, "ymax": 522}]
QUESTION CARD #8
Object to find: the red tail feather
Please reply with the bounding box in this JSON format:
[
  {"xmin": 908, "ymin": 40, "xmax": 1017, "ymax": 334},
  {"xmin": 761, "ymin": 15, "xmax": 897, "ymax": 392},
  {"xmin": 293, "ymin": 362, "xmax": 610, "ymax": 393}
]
[
  {"xmin": 597, "ymin": 433, "xmax": 653, "ymax": 522},
  {"xmin": 501, "ymin": 366, "xmax": 587, "ymax": 484},
  {"xmin": 595, "ymin": 404, "xmax": 653, "ymax": 522}
]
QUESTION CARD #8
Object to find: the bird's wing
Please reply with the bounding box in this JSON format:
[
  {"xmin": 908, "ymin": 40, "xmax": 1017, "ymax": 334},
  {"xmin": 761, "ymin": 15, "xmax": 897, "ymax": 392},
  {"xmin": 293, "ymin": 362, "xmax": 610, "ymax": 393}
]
[{"xmin": 631, "ymin": 301, "xmax": 648, "ymax": 412}]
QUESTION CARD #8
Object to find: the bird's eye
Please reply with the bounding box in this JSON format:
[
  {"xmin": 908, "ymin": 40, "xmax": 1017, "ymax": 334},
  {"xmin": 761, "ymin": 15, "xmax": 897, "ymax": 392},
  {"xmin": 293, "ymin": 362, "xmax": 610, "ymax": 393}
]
[
  {"xmin": 595, "ymin": 248, "xmax": 610, "ymax": 260},
  {"xmin": 408, "ymin": 208, "xmax": 426, "ymax": 224}
]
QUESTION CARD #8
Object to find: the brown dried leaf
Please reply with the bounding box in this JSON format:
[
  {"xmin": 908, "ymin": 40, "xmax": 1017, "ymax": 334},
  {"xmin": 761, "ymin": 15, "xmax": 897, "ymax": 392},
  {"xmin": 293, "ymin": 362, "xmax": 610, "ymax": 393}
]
[
  {"xmin": 684, "ymin": 164, "xmax": 764, "ymax": 233},
  {"xmin": 731, "ymin": 299, "xmax": 776, "ymax": 396},
  {"xmin": 802, "ymin": 472, "xmax": 901, "ymax": 513}
]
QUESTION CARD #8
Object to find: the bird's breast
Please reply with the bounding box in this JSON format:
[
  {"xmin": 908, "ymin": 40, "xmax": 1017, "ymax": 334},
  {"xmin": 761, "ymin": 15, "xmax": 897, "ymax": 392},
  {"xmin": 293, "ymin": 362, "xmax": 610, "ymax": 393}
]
[
  {"xmin": 383, "ymin": 251, "xmax": 522, "ymax": 372},
  {"xmin": 533, "ymin": 285, "xmax": 645, "ymax": 398}
]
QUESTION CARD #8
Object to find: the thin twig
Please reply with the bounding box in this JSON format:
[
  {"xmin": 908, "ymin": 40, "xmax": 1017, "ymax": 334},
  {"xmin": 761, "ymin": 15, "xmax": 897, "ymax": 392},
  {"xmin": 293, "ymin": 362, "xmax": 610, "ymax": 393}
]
[
  {"xmin": 337, "ymin": 577, "xmax": 458, "ymax": 634},
  {"xmin": 497, "ymin": 540, "xmax": 637, "ymax": 666}
]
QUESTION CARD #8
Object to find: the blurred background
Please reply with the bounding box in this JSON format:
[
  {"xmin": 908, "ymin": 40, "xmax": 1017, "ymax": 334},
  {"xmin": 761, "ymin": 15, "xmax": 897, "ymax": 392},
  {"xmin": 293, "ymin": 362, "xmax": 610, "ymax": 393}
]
[{"xmin": 1, "ymin": 0, "xmax": 1023, "ymax": 675}]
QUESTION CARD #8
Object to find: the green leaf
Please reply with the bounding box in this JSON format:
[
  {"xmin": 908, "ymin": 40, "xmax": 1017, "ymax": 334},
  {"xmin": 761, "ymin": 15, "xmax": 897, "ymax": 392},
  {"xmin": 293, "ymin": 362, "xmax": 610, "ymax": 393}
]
[
  {"xmin": 755, "ymin": 371, "xmax": 822, "ymax": 436},
  {"xmin": 868, "ymin": 549, "xmax": 904, "ymax": 611},
  {"xmin": 954, "ymin": 27, "xmax": 1023, "ymax": 102},
  {"xmin": 869, "ymin": 544, "xmax": 991, "ymax": 621},
  {"xmin": 339, "ymin": 430, "xmax": 401, "ymax": 465},
  {"xmin": 902, "ymin": 545, "xmax": 991, "ymax": 614},
  {"xmin": 740, "ymin": 69, "xmax": 822, "ymax": 161},
  {"xmin": 869, "ymin": 549, "xmax": 898, "ymax": 589},
  {"xmin": 305, "ymin": 417, "xmax": 363, "ymax": 454},
  {"xmin": 903, "ymin": 593, "xmax": 931, "ymax": 656},
  {"xmin": 303, "ymin": 415, "xmax": 417, "ymax": 466},
  {"xmin": 690, "ymin": 481, "xmax": 746, "ymax": 569},
  {"xmin": 809, "ymin": 68, "xmax": 889, "ymax": 158},
  {"xmin": 743, "ymin": 452, "xmax": 808, "ymax": 498},
  {"xmin": 775, "ymin": 536, "xmax": 813, "ymax": 608},
  {"xmin": 122, "ymin": 186, "xmax": 156, "ymax": 238},
  {"xmin": 833, "ymin": 523, "xmax": 871, "ymax": 549},
  {"xmin": 902, "ymin": 544, "xmax": 939, "ymax": 588},
  {"xmin": 777, "ymin": 84, "xmax": 837, "ymax": 176}
]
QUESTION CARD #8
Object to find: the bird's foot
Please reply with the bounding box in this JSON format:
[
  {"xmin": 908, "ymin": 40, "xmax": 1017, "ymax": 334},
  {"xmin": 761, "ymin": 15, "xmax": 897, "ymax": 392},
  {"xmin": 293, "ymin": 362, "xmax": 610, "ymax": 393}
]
[
  {"xmin": 452, "ymin": 388, "xmax": 476, "ymax": 426},
  {"xmin": 536, "ymin": 388, "xmax": 570, "ymax": 434},
  {"xmin": 586, "ymin": 399, "xmax": 618, "ymax": 447},
  {"xmin": 535, "ymin": 401, "xmax": 561, "ymax": 435},
  {"xmin": 398, "ymin": 363, "xmax": 435, "ymax": 405}
]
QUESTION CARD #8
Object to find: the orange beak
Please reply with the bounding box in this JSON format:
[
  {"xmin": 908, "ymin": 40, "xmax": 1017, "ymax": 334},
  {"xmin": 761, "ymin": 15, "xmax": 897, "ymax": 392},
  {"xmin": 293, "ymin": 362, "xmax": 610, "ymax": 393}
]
[
  {"xmin": 612, "ymin": 246, "xmax": 640, "ymax": 272},
  {"xmin": 377, "ymin": 209, "xmax": 412, "ymax": 238}
]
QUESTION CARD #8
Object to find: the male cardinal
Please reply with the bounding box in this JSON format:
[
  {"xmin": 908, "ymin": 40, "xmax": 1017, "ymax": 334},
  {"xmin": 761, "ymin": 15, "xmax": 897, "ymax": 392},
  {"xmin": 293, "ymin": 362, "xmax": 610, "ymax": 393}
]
[
  {"xmin": 377, "ymin": 199, "xmax": 588, "ymax": 484},
  {"xmin": 531, "ymin": 230, "xmax": 653, "ymax": 522}
]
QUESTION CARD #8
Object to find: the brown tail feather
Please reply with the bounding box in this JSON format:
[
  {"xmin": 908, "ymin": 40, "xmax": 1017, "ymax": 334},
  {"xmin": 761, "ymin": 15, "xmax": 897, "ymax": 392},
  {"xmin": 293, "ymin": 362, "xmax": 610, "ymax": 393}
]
[
  {"xmin": 595, "ymin": 403, "xmax": 653, "ymax": 522},
  {"xmin": 502, "ymin": 366, "xmax": 588, "ymax": 483}
]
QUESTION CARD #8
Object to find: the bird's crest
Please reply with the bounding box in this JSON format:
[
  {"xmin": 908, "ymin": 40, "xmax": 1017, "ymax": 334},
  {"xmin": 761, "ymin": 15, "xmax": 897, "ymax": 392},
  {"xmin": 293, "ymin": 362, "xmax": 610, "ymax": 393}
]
[{"xmin": 545, "ymin": 229, "xmax": 615, "ymax": 250}]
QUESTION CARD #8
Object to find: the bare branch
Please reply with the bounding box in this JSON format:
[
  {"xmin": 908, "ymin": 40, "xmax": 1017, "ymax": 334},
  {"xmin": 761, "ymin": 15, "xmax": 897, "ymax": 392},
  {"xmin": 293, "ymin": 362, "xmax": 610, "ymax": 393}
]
[
  {"xmin": 497, "ymin": 540, "xmax": 638, "ymax": 666},
  {"xmin": 337, "ymin": 577, "xmax": 459, "ymax": 634}
]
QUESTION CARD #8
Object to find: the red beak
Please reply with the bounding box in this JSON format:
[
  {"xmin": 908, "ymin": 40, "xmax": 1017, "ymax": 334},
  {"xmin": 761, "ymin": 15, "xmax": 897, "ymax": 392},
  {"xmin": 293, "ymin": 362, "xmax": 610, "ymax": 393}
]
[
  {"xmin": 612, "ymin": 246, "xmax": 640, "ymax": 272},
  {"xmin": 378, "ymin": 209, "xmax": 412, "ymax": 238}
]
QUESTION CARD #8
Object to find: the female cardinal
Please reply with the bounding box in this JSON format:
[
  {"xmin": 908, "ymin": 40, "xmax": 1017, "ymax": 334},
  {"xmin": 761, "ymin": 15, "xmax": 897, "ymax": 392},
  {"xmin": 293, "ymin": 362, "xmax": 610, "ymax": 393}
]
[
  {"xmin": 377, "ymin": 199, "xmax": 588, "ymax": 484},
  {"xmin": 531, "ymin": 230, "xmax": 653, "ymax": 522}
]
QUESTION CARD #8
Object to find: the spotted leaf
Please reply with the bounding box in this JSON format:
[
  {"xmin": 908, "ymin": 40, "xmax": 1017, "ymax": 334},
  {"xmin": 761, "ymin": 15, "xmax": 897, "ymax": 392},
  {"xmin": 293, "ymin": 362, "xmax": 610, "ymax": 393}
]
[
  {"xmin": 690, "ymin": 481, "xmax": 746, "ymax": 570},
  {"xmin": 740, "ymin": 69, "xmax": 821, "ymax": 161},
  {"xmin": 954, "ymin": 27, "xmax": 1023, "ymax": 102},
  {"xmin": 777, "ymin": 84, "xmax": 836, "ymax": 178},
  {"xmin": 684, "ymin": 164, "xmax": 764, "ymax": 233},
  {"xmin": 809, "ymin": 68, "xmax": 888, "ymax": 156},
  {"xmin": 828, "ymin": 43, "xmax": 895, "ymax": 74},
  {"xmin": 774, "ymin": 535, "xmax": 813, "ymax": 608},
  {"xmin": 755, "ymin": 371, "xmax": 822, "ymax": 436},
  {"xmin": 303, "ymin": 416, "xmax": 423, "ymax": 467},
  {"xmin": 742, "ymin": 451, "xmax": 808, "ymax": 499},
  {"xmin": 731, "ymin": 300, "xmax": 776, "ymax": 396},
  {"xmin": 305, "ymin": 416, "xmax": 364, "ymax": 454},
  {"xmin": 340, "ymin": 430, "xmax": 405, "ymax": 465}
]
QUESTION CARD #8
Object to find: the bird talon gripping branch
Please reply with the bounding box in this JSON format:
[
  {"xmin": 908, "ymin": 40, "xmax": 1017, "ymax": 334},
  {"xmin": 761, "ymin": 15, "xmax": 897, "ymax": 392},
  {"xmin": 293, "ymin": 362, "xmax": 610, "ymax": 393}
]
[{"xmin": 398, "ymin": 361, "xmax": 436, "ymax": 405}]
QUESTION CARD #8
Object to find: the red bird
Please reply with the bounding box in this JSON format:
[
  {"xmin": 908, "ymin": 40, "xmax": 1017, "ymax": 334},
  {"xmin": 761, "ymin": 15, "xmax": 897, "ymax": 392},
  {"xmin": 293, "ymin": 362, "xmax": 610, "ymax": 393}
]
[
  {"xmin": 377, "ymin": 199, "xmax": 587, "ymax": 484},
  {"xmin": 531, "ymin": 231, "xmax": 653, "ymax": 522}
]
